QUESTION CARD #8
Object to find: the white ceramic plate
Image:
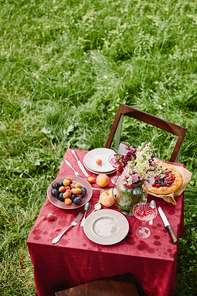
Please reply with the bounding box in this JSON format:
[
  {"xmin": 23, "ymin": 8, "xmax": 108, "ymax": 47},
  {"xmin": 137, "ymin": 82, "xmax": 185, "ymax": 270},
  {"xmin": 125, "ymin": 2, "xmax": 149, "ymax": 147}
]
[
  {"xmin": 83, "ymin": 148, "xmax": 116, "ymax": 174},
  {"xmin": 84, "ymin": 209, "xmax": 129, "ymax": 245},
  {"xmin": 83, "ymin": 161, "xmax": 116, "ymax": 175},
  {"xmin": 47, "ymin": 175, "xmax": 93, "ymax": 210}
]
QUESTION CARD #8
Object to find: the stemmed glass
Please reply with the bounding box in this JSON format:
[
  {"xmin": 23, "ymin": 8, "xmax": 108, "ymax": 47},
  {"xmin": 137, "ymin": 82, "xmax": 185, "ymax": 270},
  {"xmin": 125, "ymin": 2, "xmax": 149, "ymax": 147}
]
[
  {"xmin": 108, "ymin": 154, "xmax": 120, "ymax": 184},
  {"xmin": 133, "ymin": 202, "xmax": 157, "ymax": 239}
]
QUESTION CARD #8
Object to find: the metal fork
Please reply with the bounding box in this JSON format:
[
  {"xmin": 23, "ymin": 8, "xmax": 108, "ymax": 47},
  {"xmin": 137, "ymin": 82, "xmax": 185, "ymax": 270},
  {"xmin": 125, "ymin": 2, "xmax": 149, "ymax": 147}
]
[
  {"xmin": 65, "ymin": 160, "xmax": 81, "ymax": 177},
  {"xmin": 52, "ymin": 213, "xmax": 83, "ymax": 244}
]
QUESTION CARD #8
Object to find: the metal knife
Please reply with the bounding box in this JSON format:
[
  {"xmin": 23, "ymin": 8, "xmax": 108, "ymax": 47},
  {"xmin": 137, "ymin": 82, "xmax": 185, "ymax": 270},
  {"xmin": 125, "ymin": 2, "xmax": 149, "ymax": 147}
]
[
  {"xmin": 71, "ymin": 150, "xmax": 89, "ymax": 177},
  {"xmin": 158, "ymin": 206, "xmax": 177, "ymax": 244}
]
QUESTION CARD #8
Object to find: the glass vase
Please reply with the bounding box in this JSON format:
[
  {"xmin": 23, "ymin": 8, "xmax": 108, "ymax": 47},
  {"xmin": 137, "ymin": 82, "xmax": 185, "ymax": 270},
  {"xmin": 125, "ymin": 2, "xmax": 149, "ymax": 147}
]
[{"xmin": 115, "ymin": 178, "xmax": 146, "ymax": 216}]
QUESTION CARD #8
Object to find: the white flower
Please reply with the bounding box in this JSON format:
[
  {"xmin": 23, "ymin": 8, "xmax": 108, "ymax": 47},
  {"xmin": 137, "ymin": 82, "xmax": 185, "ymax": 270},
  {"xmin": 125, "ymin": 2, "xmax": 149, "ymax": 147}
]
[{"xmin": 119, "ymin": 142, "xmax": 161, "ymax": 188}]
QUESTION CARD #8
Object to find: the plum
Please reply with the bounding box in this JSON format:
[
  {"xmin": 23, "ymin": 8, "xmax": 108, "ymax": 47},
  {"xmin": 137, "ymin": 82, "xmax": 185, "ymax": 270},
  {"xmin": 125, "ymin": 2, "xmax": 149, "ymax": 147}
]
[
  {"xmin": 51, "ymin": 188, "xmax": 59, "ymax": 198},
  {"xmin": 81, "ymin": 186, "xmax": 86, "ymax": 196},
  {"xmin": 52, "ymin": 181, "xmax": 59, "ymax": 189},
  {"xmin": 58, "ymin": 192, "xmax": 65, "ymax": 202},
  {"xmin": 58, "ymin": 179, "xmax": 64, "ymax": 187},
  {"xmin": 73, "ymin": 196, "xmax": 82, "ymax": 205},
  {"xmin": 70, "ymin": 194, "xmax": 77, "ymax": 202}
]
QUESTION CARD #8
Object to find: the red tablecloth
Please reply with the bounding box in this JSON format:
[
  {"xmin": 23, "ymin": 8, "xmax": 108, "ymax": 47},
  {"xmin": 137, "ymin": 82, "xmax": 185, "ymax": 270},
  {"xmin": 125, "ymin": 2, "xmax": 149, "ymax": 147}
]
[{"xmin": 27, "ymin": 148, "xmax": 184, "ymax": 296}]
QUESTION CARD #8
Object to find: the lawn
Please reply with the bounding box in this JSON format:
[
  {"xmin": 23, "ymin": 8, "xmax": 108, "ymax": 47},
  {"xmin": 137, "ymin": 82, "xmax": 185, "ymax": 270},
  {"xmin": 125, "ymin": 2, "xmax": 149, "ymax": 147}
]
[{"xmin": 0, "ymin": 0, "xmax": 197, "ymax": 295}]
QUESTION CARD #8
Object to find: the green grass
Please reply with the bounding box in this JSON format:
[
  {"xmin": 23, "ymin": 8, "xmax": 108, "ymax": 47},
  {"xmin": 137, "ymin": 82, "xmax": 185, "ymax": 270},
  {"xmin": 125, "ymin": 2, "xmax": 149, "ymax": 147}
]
[{"xmin": 0, "ymin": 0, "xmax": 197, "ymax": 295}]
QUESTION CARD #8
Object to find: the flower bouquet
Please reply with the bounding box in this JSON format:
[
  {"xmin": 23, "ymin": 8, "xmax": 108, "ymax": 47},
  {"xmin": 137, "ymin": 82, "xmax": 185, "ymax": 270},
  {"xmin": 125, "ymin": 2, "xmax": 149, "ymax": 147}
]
[{"xmin": 114, "ymin": 142, "xmax": 162, "ymax": 215}]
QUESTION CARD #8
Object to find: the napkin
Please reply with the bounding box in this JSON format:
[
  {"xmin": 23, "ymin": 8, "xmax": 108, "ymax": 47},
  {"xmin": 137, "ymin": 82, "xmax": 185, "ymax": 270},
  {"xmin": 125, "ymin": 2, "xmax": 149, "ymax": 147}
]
[{"xmin": 147, "ymin": 164, "xmax": 192, "ymax": 205}]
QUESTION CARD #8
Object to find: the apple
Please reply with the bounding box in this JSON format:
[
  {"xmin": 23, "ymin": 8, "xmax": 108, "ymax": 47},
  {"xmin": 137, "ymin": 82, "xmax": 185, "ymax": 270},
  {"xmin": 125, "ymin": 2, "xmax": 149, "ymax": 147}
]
[
  {"xmin": 99, "ymin": 189, "xmax": 115, "ymax": 207},
  {"xmin": 96, "ymin": 174, "xmax": 109, "ymax": 187}
]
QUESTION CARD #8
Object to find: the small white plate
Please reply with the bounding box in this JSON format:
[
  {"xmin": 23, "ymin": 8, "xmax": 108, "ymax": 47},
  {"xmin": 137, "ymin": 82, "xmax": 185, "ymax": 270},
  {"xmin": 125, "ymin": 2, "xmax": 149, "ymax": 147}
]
[
  {"xmin": 84, "ymin": 209, "xmax": 129, "ymax": 245},
  {"xmin": 83, "ymin": 148, "xmax": 116, "ymax": 174}
]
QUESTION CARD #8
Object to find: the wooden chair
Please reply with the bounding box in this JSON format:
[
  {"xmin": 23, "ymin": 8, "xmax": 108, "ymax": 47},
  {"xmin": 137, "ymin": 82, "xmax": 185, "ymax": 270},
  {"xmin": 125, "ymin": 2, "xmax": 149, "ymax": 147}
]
[
  {"xmin": 105, "ymin": 103, "xmax": 187, "ymax": 162},
  {"xmin": 55, "ymin": 273, "xmax": 140, "ymax": 296}
]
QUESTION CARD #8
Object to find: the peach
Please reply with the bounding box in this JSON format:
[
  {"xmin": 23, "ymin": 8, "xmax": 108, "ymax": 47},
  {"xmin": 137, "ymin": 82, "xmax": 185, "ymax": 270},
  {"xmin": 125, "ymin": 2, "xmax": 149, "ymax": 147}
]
[
  {"xmin": 99, "ymin": 189, "xmax": 115, "ymax": 207},
  {"xmin": 87, "ymin": 177, "xmax": 94, "ymax": 184},
  {"xmin": 96, "ymin": 174, "xmax": 109, "ymax": 187},
  {"xmin": 96, "ymin": 159, "xmax": 102, "ymax": 166}
]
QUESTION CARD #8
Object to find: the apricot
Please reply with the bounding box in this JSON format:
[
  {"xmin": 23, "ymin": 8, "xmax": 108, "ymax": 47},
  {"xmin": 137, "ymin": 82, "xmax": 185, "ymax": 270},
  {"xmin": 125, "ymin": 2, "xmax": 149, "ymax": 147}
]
[
  {"xmin": 63, "ymin": 191, "xmax": 71, "ymax": 199},
  {"xmin": 71, "ymin": 188, "xmax": 82, "ymax": 195},
  {"xmin": 63, "ymin": 179, "xmax": 70, "ymax": 186},
  {"xmin": 65, "ymin": 198, "xmax": 72, "ymax": 205},
  {"xmin": 99, "ymin": 189, "xmax": 115, "ymax": 207},
  {"xmin": 75, "ymin": 183, "xmax": 81, "ymax": 188},
  {"xmin": 96, "ymin": 174, "xmax": 109, "ymax": 187},
  {"xmin": 47, "ymin": 213, "xmax": 55, "ymax": 221},
  {"xmin": 96, "ymin": 159, "xmax": 102, "ymax": 166},
  {"xmin": 59, "ymin": 186, "xmax": 66, "ymax": 193},
  {"xmin": 65, "ymin": 177, "xmax": 72, "ymax": 182},
  {"xmin": 87, "ymin": 177, "xmax": 94, "ymax": 184},
  {"xmin": 64, "ymin": 186, "xmax": 70, "ymax": 190}
]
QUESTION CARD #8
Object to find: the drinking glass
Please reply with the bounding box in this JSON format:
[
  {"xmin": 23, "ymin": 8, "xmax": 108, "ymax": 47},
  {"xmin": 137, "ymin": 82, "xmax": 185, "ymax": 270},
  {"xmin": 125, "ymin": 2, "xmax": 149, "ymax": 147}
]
[
  {"xmin": 133, "ymin": 202, "xmax": 157, "ymax": 238},
  {"xmin": 108, "ymin": 154, "xmax": 120, "ymax": 184}
]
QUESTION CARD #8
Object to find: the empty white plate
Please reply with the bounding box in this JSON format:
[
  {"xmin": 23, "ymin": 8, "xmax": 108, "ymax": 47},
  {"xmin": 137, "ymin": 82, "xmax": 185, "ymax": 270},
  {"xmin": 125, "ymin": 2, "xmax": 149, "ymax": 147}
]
[{"xmin": 84, "ymin": 209, "xmax": 129, "ymax": 245}]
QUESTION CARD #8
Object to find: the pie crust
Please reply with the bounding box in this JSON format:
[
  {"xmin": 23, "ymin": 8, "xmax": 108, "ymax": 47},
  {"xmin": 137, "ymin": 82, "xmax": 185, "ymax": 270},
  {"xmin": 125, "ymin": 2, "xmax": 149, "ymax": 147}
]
[{"xmin": 148, "ymin": 162, "xmax": 183, "ymax": 195}]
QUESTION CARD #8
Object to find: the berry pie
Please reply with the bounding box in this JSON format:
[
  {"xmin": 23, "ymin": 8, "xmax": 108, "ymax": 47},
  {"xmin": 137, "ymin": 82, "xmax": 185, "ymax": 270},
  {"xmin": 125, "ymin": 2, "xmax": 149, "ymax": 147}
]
[{"xmin": 148, "ymin": 162, "xmax": 183, "ymax": 195}]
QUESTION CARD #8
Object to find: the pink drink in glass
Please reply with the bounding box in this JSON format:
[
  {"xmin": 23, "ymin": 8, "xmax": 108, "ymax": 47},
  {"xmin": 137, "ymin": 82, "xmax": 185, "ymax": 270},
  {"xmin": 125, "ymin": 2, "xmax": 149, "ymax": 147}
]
[
  {"xmin": 133, "ymin": 203, "xmax": 157, "ymax": 238},
  {"xmin": 134, "ymin": 204, "xmax": 156, "ymax": 222}
]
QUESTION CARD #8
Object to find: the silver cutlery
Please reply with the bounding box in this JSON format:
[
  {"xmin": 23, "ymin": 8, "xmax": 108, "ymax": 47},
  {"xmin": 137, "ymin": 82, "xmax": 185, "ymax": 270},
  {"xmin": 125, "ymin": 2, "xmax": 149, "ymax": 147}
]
[
  {"xmin": 71, "ymin": 150, "xmax": 89, "ymax": 177},
  {"xmin": 92, "ymin": 187, "xmax": 102, "ymax": 191},
  {"xmin": 65, "ymin": 160, "xmax": 81, "ymax": 177},
  {"xmin": 80, "ymin": 202, "xmax": 91, "ymax": 227},
  {"xmin": 149, "ymin": 200, "xmax": 156, "ymax": 225},
  {"xmin": 92, "ymin": 201, "xmax": 102, "ymax": 212},
  {"xmin": 158, "ymin": 206, "xmax": 177, "ymax": 244},
  {"xmin": 52, "ymin": 213, "xmax": 83, "ymax": 244}
]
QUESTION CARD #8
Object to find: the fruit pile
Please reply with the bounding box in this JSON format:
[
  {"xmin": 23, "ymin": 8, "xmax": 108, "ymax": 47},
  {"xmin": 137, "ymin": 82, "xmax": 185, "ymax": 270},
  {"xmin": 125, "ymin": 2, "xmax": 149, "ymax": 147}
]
[
  {"xmin": 51, "ymin": 177, "xmax": 87, "ymax": 206},
  {"xmin": 152, "ymin": 170, "xmax": 175, "ymax": 188}
]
